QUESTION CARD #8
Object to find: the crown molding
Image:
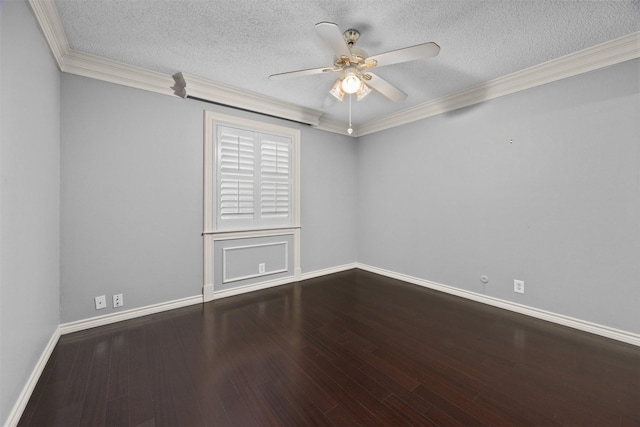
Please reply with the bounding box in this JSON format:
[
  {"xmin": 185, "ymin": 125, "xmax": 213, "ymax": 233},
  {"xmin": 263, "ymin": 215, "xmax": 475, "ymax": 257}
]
[
  {"xmin": 62, "ymin": 50, "xmax": 175, "ymax": 95},
  {"xmin": 28, "ymin": 0, "xmax": 174, "ymax": 96},
  {"xmin": 358, "ymin": 31, "xmax": 640, "ymax": 136},
  {"xmin": 28, "ymin": 0, "xmax": 68, "ymax": 69},
  {"xmin": 314, "ymin": 117, "xmax": 353, "ymax": 136},
  {"xmin": 172, "ymin": 72, "xmax": 323, "ymax": 126},
  {"xmin": 29, "ymin": 0, "xmax": 638, "ymax": 137},
  {"xmin": 27, "ymin": 0, "xmax": 324, "ymax": 126}
]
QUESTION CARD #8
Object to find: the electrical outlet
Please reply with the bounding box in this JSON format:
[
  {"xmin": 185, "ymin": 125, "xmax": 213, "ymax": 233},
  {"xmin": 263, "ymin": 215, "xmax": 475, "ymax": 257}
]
[
  {"xmin": 514, "ymin": 280, "xmax": 525, "ymax": 294},
  {"xmin": 95, "ymin": 295, "xmax": 106, "ymax": 310},
  {"xmin": 113, "ymin": 294, "xmax": 123, "ymax": 308},
  {"xmin": 258, "ymin": 263, "xmax": 266, "ymax": 274}
]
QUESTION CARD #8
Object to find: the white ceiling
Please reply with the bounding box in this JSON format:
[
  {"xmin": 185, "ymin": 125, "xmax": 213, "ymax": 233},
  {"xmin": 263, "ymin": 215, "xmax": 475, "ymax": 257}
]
[{"xmin": 53, "ymin": 0, "xmax": 640, "ymax": 125}]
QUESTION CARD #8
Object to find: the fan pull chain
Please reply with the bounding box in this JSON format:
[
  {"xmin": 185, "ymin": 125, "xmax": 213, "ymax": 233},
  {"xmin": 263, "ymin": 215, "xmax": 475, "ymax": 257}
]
[{"xmin": 347, "ymin": 94, "xmax": 353, "ymax": 135}]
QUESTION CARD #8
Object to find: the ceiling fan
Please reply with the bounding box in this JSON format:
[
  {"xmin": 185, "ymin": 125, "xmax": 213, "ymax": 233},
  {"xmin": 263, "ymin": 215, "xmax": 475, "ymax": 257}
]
[{"xmin": 269, "ymin": 22, "xmax": 440, "ymax": 104}]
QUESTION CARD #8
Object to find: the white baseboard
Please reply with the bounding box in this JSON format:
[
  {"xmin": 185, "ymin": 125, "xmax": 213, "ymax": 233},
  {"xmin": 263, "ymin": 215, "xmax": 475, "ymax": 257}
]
[
  {"xmin": 59, "ymin": 264, "xmax": 358, "ymax": 334},
  {"xmin": 4, "ymin": 326, "xmax": 61, "ymax": 427},
  {"xmin": 59, "ymin": 295, "xmax": 203, "ymax": 335},
  {"xmin": 211, "ymin": 276, "xmax": 298, "ymax": 300},
  {"xmin": 211, "ymin": 263, "xmax": 358, "ymax": 300},
  {"xmin": 356, "ymin": 263, "xmax": 640, "ymax": 347},
  {"xmin": 300, "ymin": 263, "xmax": 358, "ymax": 281}
]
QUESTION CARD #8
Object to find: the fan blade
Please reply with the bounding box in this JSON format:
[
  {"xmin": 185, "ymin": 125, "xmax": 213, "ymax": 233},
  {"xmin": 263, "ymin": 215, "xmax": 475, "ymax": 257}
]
[
  {"xmin": 364, "ymin": 73, "xmax": 407, "ymax": 102},
  {"xmin": 315, "ymin": 22, "xmax": 352, "ymax": 60},
  {"xmin": 269, "ymin": 66, "xmax": 336, "ymax": 80},
  {"xmin": 367, "ymin": 42, "xmax": 440, "ymax": 68}
]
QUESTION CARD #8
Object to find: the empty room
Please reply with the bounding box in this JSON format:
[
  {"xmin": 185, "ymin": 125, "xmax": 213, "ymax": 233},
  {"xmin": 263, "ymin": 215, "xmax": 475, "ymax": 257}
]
[{"xmin": 1, "ymin": 0, "xmax": 639, "ymax": 425}]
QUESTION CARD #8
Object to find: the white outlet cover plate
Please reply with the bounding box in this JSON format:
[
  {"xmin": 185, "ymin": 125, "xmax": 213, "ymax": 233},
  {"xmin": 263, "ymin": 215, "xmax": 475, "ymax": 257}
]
[
  {"xmin": 113, "ymin": 294, "xmax": 123, "ymax": 307},
  {"xmin": 514, "ymin": 280, "xmax": 525, "ymax": 294},
  {"xmin": 95, "ymin": 295, "xmax": 106, "ymax": 309}
]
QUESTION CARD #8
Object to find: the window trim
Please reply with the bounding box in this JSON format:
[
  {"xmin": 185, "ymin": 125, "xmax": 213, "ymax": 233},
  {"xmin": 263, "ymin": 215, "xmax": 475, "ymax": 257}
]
[
  {"xmin": 203, "ymin": 111, "xmax": 301, "ymax": 302},
  {"xmin": 204, "ymin": 111, "xmax": 301, "ymax": 234}
]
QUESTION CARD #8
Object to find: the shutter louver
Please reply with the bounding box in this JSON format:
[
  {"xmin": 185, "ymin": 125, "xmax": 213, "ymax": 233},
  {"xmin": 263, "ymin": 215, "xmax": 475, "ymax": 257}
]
[
  {"xmin": 260, "ymin": 138, "xmax": 290, "ymax": 219},
  {"xmin": 219, "ymin": 130, "xmax": 254, "ymax": 221}
]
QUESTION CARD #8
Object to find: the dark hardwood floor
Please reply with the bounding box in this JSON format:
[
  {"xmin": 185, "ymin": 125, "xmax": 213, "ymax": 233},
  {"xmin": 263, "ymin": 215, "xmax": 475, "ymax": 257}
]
[{"xmin": 19, "ymin": 269, "xmax": 640, "ymax": 426}]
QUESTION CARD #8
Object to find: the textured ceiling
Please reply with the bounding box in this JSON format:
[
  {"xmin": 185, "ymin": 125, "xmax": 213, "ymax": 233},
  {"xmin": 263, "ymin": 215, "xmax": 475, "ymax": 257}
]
[{"xmin": 53, "ymin": 0, "xmax": 640, "ymax": 125}]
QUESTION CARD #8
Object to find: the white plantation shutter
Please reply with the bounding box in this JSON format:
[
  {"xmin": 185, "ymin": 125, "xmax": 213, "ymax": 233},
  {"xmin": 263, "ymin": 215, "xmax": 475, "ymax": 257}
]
[
  {"xmin": 260, "ymin": 135, "xmax": 291, "ymax": 222},
  {"xmin": 214, "ymin": 125, "xmax": 294, "ymax": 231},
  {"xmin": 217, "ymin": 126, "xmax": 255, "ymax": 228}
]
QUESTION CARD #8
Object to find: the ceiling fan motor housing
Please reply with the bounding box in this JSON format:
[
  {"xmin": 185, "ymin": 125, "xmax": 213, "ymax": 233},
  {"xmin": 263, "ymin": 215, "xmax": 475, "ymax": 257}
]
[{"xmin": 343, "ymin": 29, "xmax": 360, "ymax": 46}]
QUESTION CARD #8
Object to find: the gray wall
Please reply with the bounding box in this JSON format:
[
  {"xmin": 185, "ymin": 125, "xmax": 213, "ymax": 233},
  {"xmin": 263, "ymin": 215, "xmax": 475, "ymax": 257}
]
[
  {"xmin": 300, "ymin": 127, "xmax": 358, "ymax": 273},
  {"xmin": 357, "ymin": 59, "xmax": 640, "ymax": 334},
  {"xmin": 1, "ymin": 0, "xmax": 61, "ymax": 424},
  {"xmin": 60, "ymin": 74, "xmax": 358, "ymax": 323},
  {"xmin": 60, "ymin": 76, "xmax": 203, "ymax": 322}
]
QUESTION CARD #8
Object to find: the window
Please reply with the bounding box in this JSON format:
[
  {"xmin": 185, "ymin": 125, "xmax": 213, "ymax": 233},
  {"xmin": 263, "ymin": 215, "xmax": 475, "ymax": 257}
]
[{"xmin": 204, "ymin": 112, "xmax": 300, "ymax": 233}]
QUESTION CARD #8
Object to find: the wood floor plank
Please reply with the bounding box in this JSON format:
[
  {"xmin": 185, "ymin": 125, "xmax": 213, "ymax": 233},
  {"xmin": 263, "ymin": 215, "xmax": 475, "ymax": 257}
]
[
  {"xmin": 323, "ymin": 404, "xmax": 359, "ymax": 426},
  {"xmin": 105, "ymin": 395, "xmax": 129, "ymax": 427},
  {"xmin": 412, "ymin": 383, "xmax": 490, "ymax": 427},
  {"xmin": 173, "ymin": 397, "xmax": 207, "ymax": 427},
  {"xmin": 244, "ymin": 311, "xmax": 341, "ymax": 414},
  {"xmin": 61, "ymin": 336, "xmax": 99, "ymax": 408},
  {"xmin": 18, "ymin": 341, "xmax": 80, "ymax": 426},
  {"xmin": 310, "ymin": 354, "xmax": 405, "ymax": 426},
  {"xmin": 215, "ymin": 374, "xmax": 262, "ymax": 427},
  {"xmin": 472, "ymin": 392, "xmax": 561, "ymax": 426},
  {"xmin": 19, "ymin": 269, "xmax": 640, "ymax": 427},
  {"xmin": 146, "ymin": 328, "xmax": 181, "ymax": 427},
  {"xmin": 297, "ymin": 350, "xmax": 386, "ymax": 425},
  {"xmin": 106, "ymin": 333, "xmax": 129, "ymax": 402},
  {"xmin": 126, "ymin": 329, "xmax": 154, "ymax": 427},
  {"xmin": 359, "ymin": 363, "xmax": 433, "ymax": 415},
  {"xmin": 267, "ymin": 378, "xmax": 335, "ymax": 427},
  {"xmin": 78, "ymin": 338, "xmax": 112, "ymax": 426},
  {"xmin": 383, "ymin": 393, "xmax": 439, "ymax": 427},
  {"xmin": 257, "ymin": 380, "xmax": 311, "ymax": 427},
  {"xmin": 195, "ymin": 394, "xmax": 232, "ymax": 427}
]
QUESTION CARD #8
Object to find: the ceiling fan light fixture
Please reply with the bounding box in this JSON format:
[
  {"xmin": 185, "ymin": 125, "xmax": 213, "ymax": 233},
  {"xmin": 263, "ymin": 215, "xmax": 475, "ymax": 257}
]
[
  {"xmin": 329, "ymin": 78, "xmax": 345, "ymax": 101},
  {"xmin": 356, "ymin": 83, "xmax": 371, "ymax": 100},
  {"xmin": 341, "ymin": 72, "xmax": 362, "ymax": 94}
]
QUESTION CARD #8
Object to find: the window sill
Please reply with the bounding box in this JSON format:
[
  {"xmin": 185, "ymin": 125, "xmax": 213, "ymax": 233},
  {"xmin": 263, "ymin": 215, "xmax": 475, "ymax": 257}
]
[{"xmin": 202, "ymin": 226, "xmax": 301, "ymax": 240}]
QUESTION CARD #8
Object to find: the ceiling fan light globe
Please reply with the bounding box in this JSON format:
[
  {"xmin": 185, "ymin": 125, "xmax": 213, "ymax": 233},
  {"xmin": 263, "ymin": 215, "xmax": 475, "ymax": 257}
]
[
  {"xmin": 341, "ymin": 74, "xmax": 361, "ymax": 94},
  {"xmin": 329, "ymin": 79, "xmax": 345, "ymax": 101},
  {"xmin": 356, "ymin": 83, "xmax": 371, "ymax": 100}
]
